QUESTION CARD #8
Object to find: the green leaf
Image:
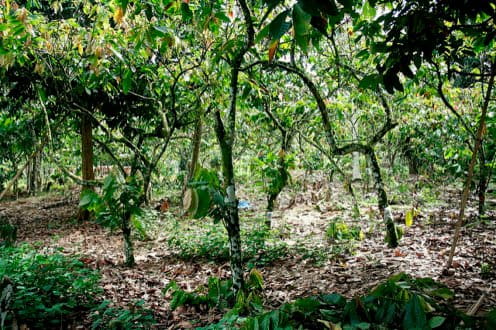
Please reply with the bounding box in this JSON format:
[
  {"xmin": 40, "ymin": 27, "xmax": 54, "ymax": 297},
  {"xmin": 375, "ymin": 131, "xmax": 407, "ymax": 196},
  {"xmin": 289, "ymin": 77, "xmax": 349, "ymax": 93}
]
[
  {"xmin": 116, "ymin": 0, "xmax": 129, "ymax": 13},
  {"xmin": 255, "ymin": 23, "xmax": 271, "ymax": 44},
  {"xmin": 122, "ymin": 69, "xmax": 132, "ymax": 94},
  {"xmin": 321, "ymin": 293, "xmax": 346, "ymax": 306},
  {"xmin": 362, "ymin": 1, "xmax": 376, "ymax": 19},
  {"xmin": 109, "ymin": 46, "xmax": 125, "ymax": 63},
  {"xmin": 79, "ymin": 191, "xmax": 98, "ymax": 208},
  {"xmin": 359, "ymin": 74, "xmax": 381, "ymax": 89},
  {"xmin": 181, "ymin": 2, "xmax": 193, "ymax": 22},
  {"xmin": 429, "ymin": 316, "xmax": 445, "ymax": 328},
  {"xmin": 429, "ymin": 288, "xmax": 454, "ymax": 300},
  {"xmin": 269, "ymin": 10, "xmax": 291, "ymax": 41},
  {"xmin": 337, "ymin": 0, "xmax": 353, "ymax": 11},
  {"xmin": 293, "ymin": 3, "xmax": 311, "ymax": 52},
  {"xmin": 403, "ymin": 295, "xmax": 428, "ymax": 330},
  {"xmin": 193, "ymin": 188, "xmax": 211, "ymax": 219}
]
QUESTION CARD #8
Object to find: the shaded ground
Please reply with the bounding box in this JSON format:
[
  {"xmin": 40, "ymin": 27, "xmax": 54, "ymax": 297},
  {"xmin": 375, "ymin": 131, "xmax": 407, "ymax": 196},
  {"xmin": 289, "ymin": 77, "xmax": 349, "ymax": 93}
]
[{"xmin": 0, "ymin": 178, "xmax": 495, "ymax": 328}]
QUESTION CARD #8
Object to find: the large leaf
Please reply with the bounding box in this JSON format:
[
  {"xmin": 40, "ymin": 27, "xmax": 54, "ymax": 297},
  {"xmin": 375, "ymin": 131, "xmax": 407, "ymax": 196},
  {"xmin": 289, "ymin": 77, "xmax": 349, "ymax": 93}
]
[
  {"xmin": 193, "ymin": 188, "xmax": 211, "ymax": 219},
  {"xmin": 269, "ymin": 10, "xmax": 291, "ymax": 41},
  {"xmin": 293, "ymin": 4, "xmax": 311, "ymax": 52},
  {"xmin": 268, "ymin": 39, "xmax": 279, "ymax": 62},
  {"xmin": 403, "ymin": 295, "xmax": 428, "ymax": 329}
]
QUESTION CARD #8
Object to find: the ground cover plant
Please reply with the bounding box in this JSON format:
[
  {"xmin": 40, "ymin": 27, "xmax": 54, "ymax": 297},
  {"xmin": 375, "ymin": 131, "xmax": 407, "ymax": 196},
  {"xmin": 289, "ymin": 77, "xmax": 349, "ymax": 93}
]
[{"xmin": 0, "ymin": 0, "xmax": 496, "ymax": 328}]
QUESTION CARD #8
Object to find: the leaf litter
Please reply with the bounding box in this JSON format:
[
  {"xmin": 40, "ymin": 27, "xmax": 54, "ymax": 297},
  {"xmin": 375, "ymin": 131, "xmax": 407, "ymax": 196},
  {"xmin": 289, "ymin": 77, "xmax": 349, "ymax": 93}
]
[{"xmin": 0, "ymin": 174, "xmax": 495, "ymax": 328}]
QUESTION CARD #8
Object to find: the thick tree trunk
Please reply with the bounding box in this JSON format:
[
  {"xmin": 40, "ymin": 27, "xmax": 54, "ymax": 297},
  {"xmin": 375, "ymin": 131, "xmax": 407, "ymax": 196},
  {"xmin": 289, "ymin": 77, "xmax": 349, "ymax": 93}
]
[{"xmin": 78, "ymin": 113, "xmax": 95, "ymax": 221}]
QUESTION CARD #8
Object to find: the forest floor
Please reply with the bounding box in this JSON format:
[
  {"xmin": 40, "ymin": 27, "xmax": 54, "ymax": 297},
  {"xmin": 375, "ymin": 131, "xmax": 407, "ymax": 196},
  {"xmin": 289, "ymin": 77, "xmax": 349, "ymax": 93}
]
[{"xmin": 0, "ymin": 174, "xmax": 495, "ymax": 329}]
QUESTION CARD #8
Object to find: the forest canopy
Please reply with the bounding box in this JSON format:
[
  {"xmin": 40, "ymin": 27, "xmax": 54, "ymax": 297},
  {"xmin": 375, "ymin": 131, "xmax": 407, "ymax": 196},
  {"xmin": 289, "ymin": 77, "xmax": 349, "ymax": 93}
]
[{"xmin": 0, "ymin": 0, "xmax": 495, "ymax": 329}]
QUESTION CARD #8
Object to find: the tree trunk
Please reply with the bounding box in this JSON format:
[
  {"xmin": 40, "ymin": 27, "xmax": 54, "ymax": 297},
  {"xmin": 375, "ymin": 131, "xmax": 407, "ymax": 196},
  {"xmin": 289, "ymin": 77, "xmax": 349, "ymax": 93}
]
[
  {"xmin": 445, "ymin": 60, "xmax": 495, "ymax": 271},
  {"xmin": 367, "ymin": 148, "xmax": 398, "ymax": 248},
  {"xmin": 122, "ymin": 211, "xmax": 135, "ymax": 267},
  {"xmin": 214, "ymin": 110, "xmax": 244, "ymax": 295},
  {"xmin": 478, "ymin": 150, "xmax": 488, "ymax": 216},
  {"xmin": 183, "ymin": 115, "xmax": 203, "ymax": 196},
  {"xmin": 78, "ymin": 113, "xmax": 95, "ymax": 221},
  {"xmin": 265, "ymin": 142, "xmax": 290, "ymax": 228},
  {"xmin": 352, "ymin": 152, "xmax": 362, "ymax": 182}
]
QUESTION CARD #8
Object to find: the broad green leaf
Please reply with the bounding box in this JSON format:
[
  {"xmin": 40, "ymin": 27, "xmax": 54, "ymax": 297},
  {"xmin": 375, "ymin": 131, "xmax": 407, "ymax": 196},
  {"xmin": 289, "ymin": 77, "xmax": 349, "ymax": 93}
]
[
  {"xmin": 193, "ymin": 188, "xmax": 211, "ymax": 219},
  {"xmin": 429, "ymin": 288, "xmax": 454, "ymax": 300},
  {"xmin": 255, "ymin": 23, "xmax": 271, "ymax": 44},
  {"xmin": 79, "ymin": 191, "xmax": 98, "ymax": 207},
  {"xmin": 293, "ymin": 4, "xmax": 311, "ymax": 52},
  {"xmin": 429, "ymin": 316, "xmax": 445, "ymax": 328},
  {"xmin": 269, "ymin": 10, "xmax": 291, "ymax": 41},
  {"xmin": 122, "ymin": 69, "xmax": 132, "ymax": 93},
  {"xmin": 321, "ymin": 293, "xmax": 346, "ymax": 306},
  {"xmin": 403, "ymin": 295, "xmax": 428, "ymax": 330}
]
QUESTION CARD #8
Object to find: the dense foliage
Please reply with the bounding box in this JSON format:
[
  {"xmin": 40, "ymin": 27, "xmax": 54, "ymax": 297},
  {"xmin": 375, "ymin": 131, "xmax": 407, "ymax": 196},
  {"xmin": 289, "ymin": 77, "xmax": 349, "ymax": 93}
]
[{"xmin": 0, "ymin": 0, "xmax": 495, "ymax": 328}]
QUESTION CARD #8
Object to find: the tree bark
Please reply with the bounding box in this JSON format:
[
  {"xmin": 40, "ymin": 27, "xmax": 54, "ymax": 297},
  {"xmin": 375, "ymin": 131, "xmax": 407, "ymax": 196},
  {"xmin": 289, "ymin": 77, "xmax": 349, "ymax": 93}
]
[
  {"xmin": 182, "ymin": 114, "xmax": 203, "ymax": 197},
  {"xmin": 214, "ymin": 110, "xmax": 244, "ymax": 294},
  {"xmin": 122, "ymin": 211, "xmax": 135, "ymax": 267},
  {"xmin": 367, "ymin": 148, "xmax": 398, "ymax": 248},
  {"xmin": 78, "ymin": 113, "xmax": 95, "ymax": 221},
  {"xmin": 478, "ymin": 150, "xmax": 488, "ymax": 216}
]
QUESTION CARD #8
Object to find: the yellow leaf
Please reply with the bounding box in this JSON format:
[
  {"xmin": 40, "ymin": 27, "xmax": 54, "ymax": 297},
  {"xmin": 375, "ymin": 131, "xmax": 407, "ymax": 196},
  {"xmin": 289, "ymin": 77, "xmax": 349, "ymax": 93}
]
[
  {"xmin": 114, "ymin": 7, "xmax": 124, "ymax": 24},
  {"xmin": 268, "ymin": 40, "xmax": 279, "ymax": 62},
  {"xmin": 77, "ymin": 43, "xmax": 83, "ymax": 56},
  {"xmin": 405, "ymin": 209, "xmax": 413, "ymax": 227}
]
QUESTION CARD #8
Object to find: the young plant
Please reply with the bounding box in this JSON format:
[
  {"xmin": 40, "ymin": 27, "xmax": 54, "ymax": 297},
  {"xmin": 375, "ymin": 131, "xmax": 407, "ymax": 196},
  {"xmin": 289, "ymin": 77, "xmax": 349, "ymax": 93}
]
[
  {"xmin": 251, "ymin": 151, "xmax": 294, "ymax": 226},
  {"xmin": 79, "ymin": 174, "xmax": 145, "ymax": 266},
  {"xmin": 90, "ymin": 300, "xmax": 156, "ymax": 330},
  {"xmin": 163, "ymin": 268, "xmax": 264, "ymax": 315}
]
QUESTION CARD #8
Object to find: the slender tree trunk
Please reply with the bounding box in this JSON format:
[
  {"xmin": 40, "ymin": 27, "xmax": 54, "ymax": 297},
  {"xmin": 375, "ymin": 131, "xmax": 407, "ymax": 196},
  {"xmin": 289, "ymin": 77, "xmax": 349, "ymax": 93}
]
[
  {"xmin": 478, "ymin": 150, "xmax": 488, "ymax": 216},
  {"xmin": 445, "ymin": 60, "xmax": 495, "ymax": 271},
  {"xmin": 182, "ymin": 114, "xmax": 203, "ymax": 197},
  {"xmin": 367, "ymin": 148, "xmax": 398, "ymax": 248},
  {"xmin": 352, "ymin": 152, "xmax": 362, "ymax": 181},
  {"xmin": 266, "ymin": 144, "xmax": 290, "ymax": 228},
  {"xmin": 78, "ymin": 113, "xmax": 95, "ymax": 221},
  {"xmin": 214, "ymin": 109, "xmax": 244, "ymax": 294},
  {"xmin": 122, "ymin": 211, "xmax": 135, "ymax": 267}
]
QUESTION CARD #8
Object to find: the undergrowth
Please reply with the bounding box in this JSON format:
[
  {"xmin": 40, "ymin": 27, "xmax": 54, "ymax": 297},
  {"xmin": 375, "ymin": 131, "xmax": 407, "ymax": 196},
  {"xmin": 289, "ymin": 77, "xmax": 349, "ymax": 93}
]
[
  {"xmin": 0, "ymin": 245, "xmax": 101, "ymax": 328},
  {"xmin": 166, "ymin": 220, "xmax": 289, "ymax": 267},
  {"xmin": 166, "ymin": 217, "xmax": 360, "ymax": 268},
  {"xmin": 198, "ymin": 273, "xmax": 496, "ymax": 330},
  {"xmin": 0, "ymin": 245, "xmax": 156, "ymax": 329}
]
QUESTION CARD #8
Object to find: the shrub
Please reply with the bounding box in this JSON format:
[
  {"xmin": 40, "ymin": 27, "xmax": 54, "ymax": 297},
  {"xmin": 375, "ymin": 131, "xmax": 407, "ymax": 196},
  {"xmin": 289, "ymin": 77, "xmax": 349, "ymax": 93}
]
[
  {"xmin": 90, "ymin": 300, "xmax": 156, "ymax": 329},
  {"xmin": 204, "ymin": 273, "xmax": 492, "ymax": 329},
  {"xmin": 0, "ymin": 245, "xmax": 101, "ymax": 328}
]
